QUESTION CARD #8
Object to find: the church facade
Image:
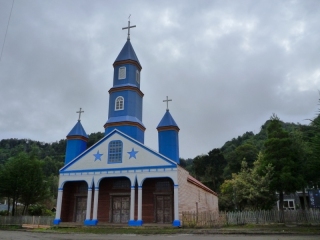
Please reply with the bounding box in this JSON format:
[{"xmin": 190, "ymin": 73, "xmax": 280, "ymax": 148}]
[{"xmin": 53, "ymin": 21, "xmax": 218, "ymax": 227}]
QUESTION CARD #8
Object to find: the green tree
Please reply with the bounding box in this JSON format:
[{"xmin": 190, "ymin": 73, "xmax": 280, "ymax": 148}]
[
  {"xmin": 0, "ymin": 152, "xmax": 48, "ymax": 215},
  {"xmin": 219, "ymin": 154, "xmax": 275, "ymax": 211},
  {"xmin": 262, "ymin": 115, "xmax": 303, "ymax": 214},
  {"xmin": 193, "ymin": 149, "xmax": 227, "ymax": 192},
  {"xmin": 225, "ymin": 143, "xmax": 259, "ymax": 176},
  {"xmin": 308, "ymin": 114, "xmax": 320, "ymax": 187}
]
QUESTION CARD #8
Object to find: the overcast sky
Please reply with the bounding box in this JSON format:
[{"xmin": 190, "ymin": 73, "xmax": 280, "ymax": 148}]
[{"xmin": 0, "ymin": 0, "xmax": 319, "ymax": 159}]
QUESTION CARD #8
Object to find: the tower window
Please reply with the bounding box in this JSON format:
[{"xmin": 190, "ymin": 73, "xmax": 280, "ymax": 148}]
[
  {"xmin": 108, "ymin": 140, "xmax": 123, "ymax": 164},
  {"xmin": 119, "ymin": 67, "xmax": 126, "ymax": 79},
  {"xmin": 136, "ymin": 70, "xmax": 140, "ymax": 84},
  {"xmin": 115, "ymin": 96, "xmax": 124, "ymax": 110}
]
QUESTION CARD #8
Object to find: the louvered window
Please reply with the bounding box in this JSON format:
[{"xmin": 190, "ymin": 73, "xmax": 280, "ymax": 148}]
[
  {"xmin": 136, "ymin": 70, "xmax": 140, "ymax": 84},
  {"xmin": 119, "ymin": 67, "xmax": 126, "ymax": 79}
]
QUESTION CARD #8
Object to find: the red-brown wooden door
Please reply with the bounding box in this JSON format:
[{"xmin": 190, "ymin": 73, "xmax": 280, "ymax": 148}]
[{"xmin": 156, "ymin": 195, "xmax": 172, "ymax": 223}]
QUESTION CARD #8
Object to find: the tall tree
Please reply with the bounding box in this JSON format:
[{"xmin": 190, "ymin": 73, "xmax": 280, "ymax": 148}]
[
  {"xmin": 193, "ymin": 149, "xmax": 227, "ymax": 192},
  {"xmin": 262, "ymin": 115, "xmax": 303, "ymax": 215}
]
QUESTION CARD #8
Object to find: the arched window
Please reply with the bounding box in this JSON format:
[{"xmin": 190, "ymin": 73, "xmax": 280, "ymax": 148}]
[
  {"xmin": 136, "ymin": 70, "xmax": 140, "ymax": 84},
  {"xmin": 115, "ymin": 96, "xmax": 124, "ymax": 110},
  {"xmin": 108, "ymin": 140, "xmax": 123, "ymax": 163},
  {"xmin": 118, "ymin": 66, "xmax": 126, "ymax": 79}
]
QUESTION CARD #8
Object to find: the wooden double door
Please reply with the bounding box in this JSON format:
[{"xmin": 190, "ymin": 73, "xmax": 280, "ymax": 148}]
[
  {"xmin": 112, "ymin": 196, "xmax": 130, "ymax": 223},
  {"xmin": 155, "ymin": 195, "xmax": 172, "ymax": 223}
]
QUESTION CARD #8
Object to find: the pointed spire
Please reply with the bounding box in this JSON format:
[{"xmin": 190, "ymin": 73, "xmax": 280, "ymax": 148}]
[
  {"xmin": 67, "ymin": 120, "xmax": 88, "ymax": 138},
  {"xmin": 157, "ymin": 110, "xmax": 179, "ymax": 129},
  {"xmin": 114, "ymin": 40, "xmax": 140, "ymax": 64}
]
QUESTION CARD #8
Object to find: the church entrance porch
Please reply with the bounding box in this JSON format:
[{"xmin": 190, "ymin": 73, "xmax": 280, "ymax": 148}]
[{"xmin": 111, "ymin": 196, "xmax": 130, "ymax": 223}]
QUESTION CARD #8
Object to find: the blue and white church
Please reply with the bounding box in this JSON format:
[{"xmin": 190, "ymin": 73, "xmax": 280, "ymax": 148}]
[{"xmin": 54, "ymin": 21, "xmax": 218, "ymax": 227}]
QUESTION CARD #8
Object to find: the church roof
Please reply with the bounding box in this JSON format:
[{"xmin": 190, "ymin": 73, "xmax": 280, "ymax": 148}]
[
  {"xmin": 67, "ymin": 120, "xmax": 88, "ymax": 138},
  {"xmin": 114, "ymin": 40, "xmax": 140, "ymax": 64},
  {"xmin": 157, "ymin": 110, "xmax": 179, "ymax": 128}
]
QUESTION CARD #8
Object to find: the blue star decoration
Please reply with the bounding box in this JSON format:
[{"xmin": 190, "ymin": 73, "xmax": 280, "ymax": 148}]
[
  {"xmin": 127, "ymin": 148, "xmax": 139, "ymax": 159},
  {"xmin": 93, "ymin": 150, "xmax": 103, "ymax": 161}
]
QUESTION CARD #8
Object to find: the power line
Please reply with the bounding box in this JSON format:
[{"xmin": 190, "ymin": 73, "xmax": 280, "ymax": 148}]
[{"xmin": 0, "ymin": 0, "xmax": 14, "ymax": 62}]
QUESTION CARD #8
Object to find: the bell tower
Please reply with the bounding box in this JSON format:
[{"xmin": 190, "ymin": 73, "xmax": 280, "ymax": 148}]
[{"xmin": 104, "ymin": 20, "xmax": 145, "ymax": 143}]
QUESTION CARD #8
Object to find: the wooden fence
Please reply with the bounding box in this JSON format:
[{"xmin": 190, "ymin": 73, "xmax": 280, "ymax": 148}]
[
  {"xmin": 182, "ymin": 209, "xmax": 320, "ymax": 227},
  {"xmin": 0, "ymin": 216, "xmax": 54, "ymax": 226}
]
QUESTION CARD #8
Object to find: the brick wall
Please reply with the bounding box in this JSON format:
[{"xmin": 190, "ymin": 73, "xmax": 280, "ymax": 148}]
[{"xmin": 177, "ymin": 166, "xmax": 218, "ymax": 219}]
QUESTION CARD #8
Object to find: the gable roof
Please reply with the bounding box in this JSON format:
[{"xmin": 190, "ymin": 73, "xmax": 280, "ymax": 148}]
[{"xmin": 60, "ymin": 129, "xmax": 177, "ymax": 173}]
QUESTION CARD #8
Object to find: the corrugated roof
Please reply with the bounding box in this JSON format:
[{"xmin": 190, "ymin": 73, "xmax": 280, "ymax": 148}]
[
  {"xmin": 114, "ymin": 40, "xmax": 140, "ymax": 64},
  {"xmin": 67, "ymin": 120, "xmax": 88, "ymax": 138}
]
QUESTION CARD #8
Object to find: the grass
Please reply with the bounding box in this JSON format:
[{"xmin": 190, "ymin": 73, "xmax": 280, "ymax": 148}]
[
  {"xmin": 0, "ymin": 225, "xmax": 22, "ymax": 230},
  {"xmin": 1, "ymin": 224, "xmax": 320, "ymax": 235},
  {"xmin": 37, "ymin": 224, "xmax": 320, "ymax": 235}
]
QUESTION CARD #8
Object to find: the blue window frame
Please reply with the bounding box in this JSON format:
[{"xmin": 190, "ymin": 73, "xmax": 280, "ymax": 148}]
[{"xmin": 108, "ymin": 140, "xmax": 123, "ymax": 163}]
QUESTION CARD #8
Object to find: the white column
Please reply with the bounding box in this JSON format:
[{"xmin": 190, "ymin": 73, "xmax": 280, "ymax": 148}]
[
  {"xmin": 130, "ymin": 186, "xmax": 135, "ymax": 221},
  {"xmin": 85, "ymin": 188, "xmax": 92, "ymax": 220},
  {"xmin": 137, "ymin": 186, "xmax": 142, "ymax": 221},
  {"xmin": 174, "ymin": 185, "xmax": 179, "ymax": 220},
  {"xmin": 55, "ymin": 188, "xmax": 63, "ymax": 220},
  {"xmin": 92, "ymin": 187, "xmax": 99, "ymax": 220},
  {"xmin": 53, "ymin": 188, "xmax": 63, "ymax": 225}
]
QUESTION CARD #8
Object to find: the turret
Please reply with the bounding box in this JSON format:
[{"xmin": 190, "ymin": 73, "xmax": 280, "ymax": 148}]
[
  {"xmin": 65, "ymin": 109, "xmax": 88, "ymax": 165},
  {"xmin": 157, "ymin": 97, "xmax": 180, "ymax": 163}
]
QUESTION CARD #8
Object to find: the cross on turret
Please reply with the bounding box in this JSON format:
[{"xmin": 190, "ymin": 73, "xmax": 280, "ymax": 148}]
[
  {"xmin": 76, "ymin": 108, "xmax": 84, "ymax": 121},
  {"xmin": 122, "ymin": 15, "xmax": 136, "ymax": 40},
  {"xmin": 163, "ymin": 96, "xmax": 172, "ymax": 110}
]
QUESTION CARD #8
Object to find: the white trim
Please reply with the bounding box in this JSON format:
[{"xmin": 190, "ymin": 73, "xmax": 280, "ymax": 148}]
[
  {"xmin": 92, "ymin": 188, "xmax": 99, "ymax": 219},
  {"xmin": 174, "ymin": 185, "xmax": 179, "ymax": 221},
  {"xmin": 55, "ymin": 190, "xmax": 63, "ymax": 220},
  {"xmin": 138, "ymin": 187, "xmax": 142, "ymax": 221},
  {"xmin": 130, "ymin": 187, "xmax": 135, "ymax": 220},
  {"xmin": 277, "ymin": 199, "xmax": 295, "ymax": 210},
  {"xmin": 85, "ymin": 188, "xmax": 92, "ymax": 220}
]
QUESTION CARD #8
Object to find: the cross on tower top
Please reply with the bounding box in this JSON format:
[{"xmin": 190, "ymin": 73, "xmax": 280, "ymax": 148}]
[
  {"xmin": 76, "ymin": 108, "xmax": 84, "ymax": 121},
  {"xmin": 122, "ymin": 15, "xmax": 136, "ymax": 40},
  {"xmin": 163, "ymin": 96, "xmax": 172, "ymax": 110}
]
